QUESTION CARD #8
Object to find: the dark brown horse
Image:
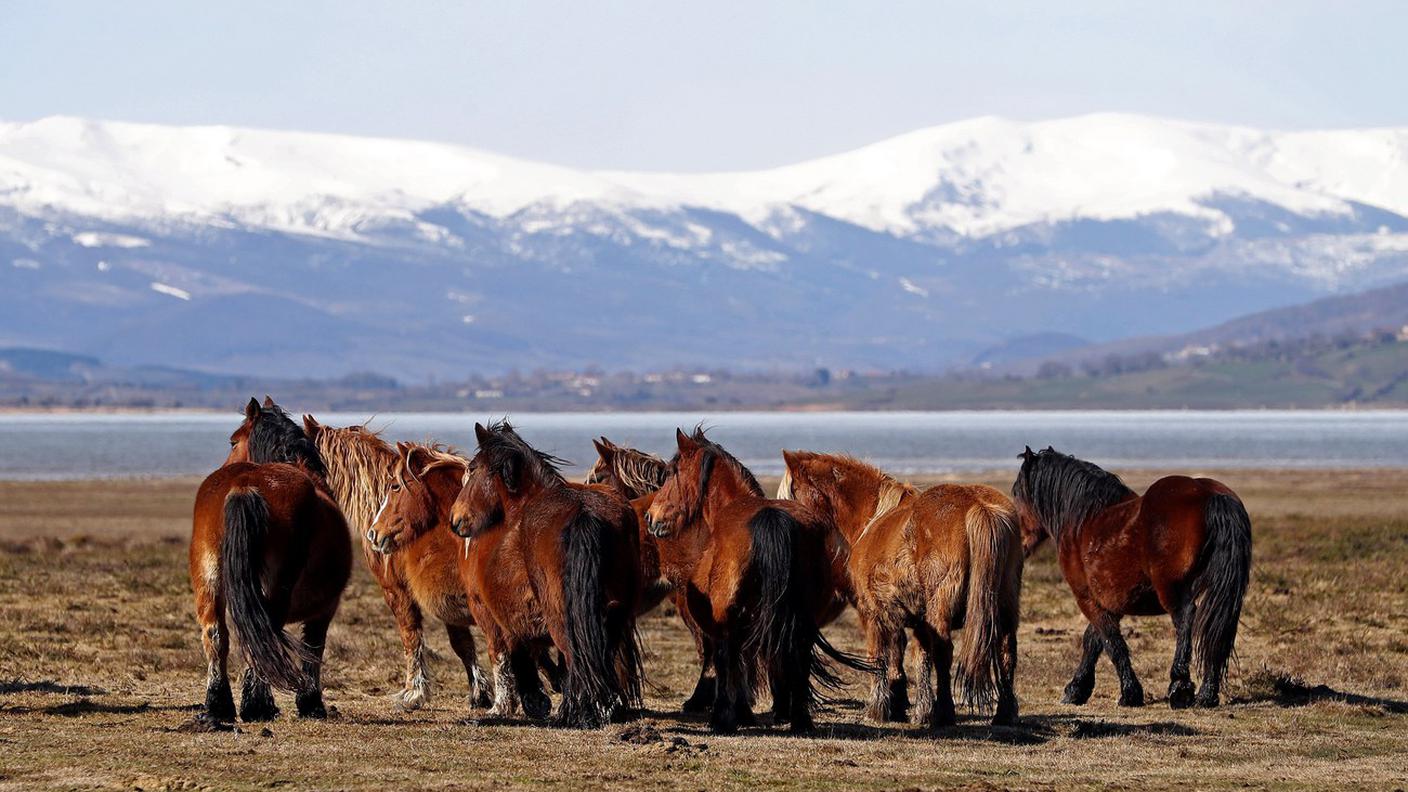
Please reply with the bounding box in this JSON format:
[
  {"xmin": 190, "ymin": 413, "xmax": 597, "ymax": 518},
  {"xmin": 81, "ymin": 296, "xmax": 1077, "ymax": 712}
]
[
  {"xmin": 645, "ymin": 428, "xmax": 865, "ymax": 733},
  {"xmin": 302, "ymin": 416, "xmax": 492, "ymax": 711},
  {"xmin": 1012, "ymin": 447, "xmax": 1252, "ymax": 708},
  {"xmin": 586, "ymin": 437, "xmax": 724, "ymax": 712},
  {"xmin": 447, "ymin": 421, "xmax": 644, "ymax": 728},
  {"xmin": 189, "ymin": 398, "xmax": 352, "ymax": 722},
  {"xmin": 780, "ymin": 451, "xmax": 1023, "ymax": 727}
]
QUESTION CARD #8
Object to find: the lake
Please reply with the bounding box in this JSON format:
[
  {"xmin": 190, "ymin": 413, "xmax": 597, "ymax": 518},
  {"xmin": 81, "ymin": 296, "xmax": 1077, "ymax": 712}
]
[{"xmin": 1, "ymin": 410, "xmax": 1405, "ymax": 481}]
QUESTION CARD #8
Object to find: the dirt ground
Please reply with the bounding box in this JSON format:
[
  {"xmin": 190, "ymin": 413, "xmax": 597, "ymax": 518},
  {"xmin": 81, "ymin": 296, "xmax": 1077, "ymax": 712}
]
[{"xmin": 0, "ymin": 468, "xmax": 1405, "ymax": 791}]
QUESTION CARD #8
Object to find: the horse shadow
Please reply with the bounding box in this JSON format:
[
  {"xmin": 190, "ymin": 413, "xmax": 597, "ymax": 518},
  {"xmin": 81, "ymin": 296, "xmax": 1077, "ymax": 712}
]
[{"xmin": 1234, "ymin": 671, "xmax": 1408, "ymax": 714}]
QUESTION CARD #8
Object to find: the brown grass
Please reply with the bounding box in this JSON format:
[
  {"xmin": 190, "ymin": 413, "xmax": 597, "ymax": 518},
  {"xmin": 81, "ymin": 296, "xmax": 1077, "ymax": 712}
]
[{"xmin": 1, "ymin": 469, "xmax": 1406, "ymax": 791}]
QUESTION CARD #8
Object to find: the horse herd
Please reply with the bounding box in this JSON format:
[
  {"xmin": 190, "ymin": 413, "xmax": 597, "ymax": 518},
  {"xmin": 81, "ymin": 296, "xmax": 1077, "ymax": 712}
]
[{"xmin": 190, "ymin": 397, "xmax": 1253, "ymax": 735}]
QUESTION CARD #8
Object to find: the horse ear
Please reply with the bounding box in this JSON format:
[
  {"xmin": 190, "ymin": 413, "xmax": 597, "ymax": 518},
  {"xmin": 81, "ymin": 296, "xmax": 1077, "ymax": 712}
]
[
  {"xmin": 781, "ymin": 449, "xmax": 798, "ymax": 472},
  {"xmin": 1045, "ymin": 445, "xmax": 1056, "ymax": 453},
  {"xmin": 244, "ymin": 397, "xmax": 260, "ymax": 421},
  {"xmin": 592, "ymin": 438, "xmax": 614, "ymax": 460},
  {"xmin": 302, "ymin": 414, "xmax": 320, "ymax": 438},
  {"xmin": 474, "ymin": 422, "xmax": 491, "ymax": 445},
  {"xmin": 1019, "ymin": 445, "xmax": 1035, "ymax": 461},
  {"xmin": 675, "ymin": 428, "xmax": 697, "ymax": 453},
  {"xmin": 263, "ymin": 395, "xmax": 276, "ymax": 409}
]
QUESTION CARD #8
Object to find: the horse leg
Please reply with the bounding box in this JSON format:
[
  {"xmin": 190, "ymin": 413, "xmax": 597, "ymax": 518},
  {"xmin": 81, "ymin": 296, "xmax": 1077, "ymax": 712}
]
[
  {"xmin": 929, "ymin": 632, "xmax": 957, "ymax": 729},
  {"xmin": 484, "ymin": 645, "xmax": 519, "ymax": 718},
  {"xmin": 445, "ymin": 624, "xmax": 493, "ymax": 709},
  {"xmin": 1062, "ymin": 625, "xmax": 1102, "ymax": 705},
  {"xmin": 512, "ymin": 646, "xmax": 552, "ymax": 720},
  {"xmin": 909, "ymin": 627, "xmax": 936, "ymax": 726},
  {"xmin": 708, "ymin": 633, "xmax": 742, "ymax": 734},
  {"xmin": 1094, "ymin": 615, "xmax": 1145, "ymax": 707},
  {"xmin": 1167, "ymin": 597, "xmax": 1196, "ymax": 709},
  {"xmin": 769, "ymin": 662, "xmax": 792, "ymax": 726},
  {"xmin": 197, "ymin": 598, "xmax": 235, "ymax": 722},
  {"xmin": 295, "ymin": 616, "xmax": 331, "ymax": 719},
  {"xmin": 861, "ymin": 614, "xmax": 896, "ymax": 723},
  {"xmin": 887, "ymin": 629, "xmax": 910, "ymax": 723},
  {"xmin": 239, "ymin": 667, "xmax": 279, "ymax": 722},
  {"xmin": 388, "ymin": 591, "xmax": 430, "ymax": 712},
  {"xmin": 679, "ymin": 596, "xmax": 716, "ymax": 714},
  {"xmin": 993, "ymin": 629, "xmax": 1019, "ymax": 726}
]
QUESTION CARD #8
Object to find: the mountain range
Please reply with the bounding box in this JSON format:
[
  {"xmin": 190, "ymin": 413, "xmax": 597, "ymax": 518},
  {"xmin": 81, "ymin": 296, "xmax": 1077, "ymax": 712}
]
[{"xmin": 3, "ymin": 113, "xmax": 1408, "ymax": 379}]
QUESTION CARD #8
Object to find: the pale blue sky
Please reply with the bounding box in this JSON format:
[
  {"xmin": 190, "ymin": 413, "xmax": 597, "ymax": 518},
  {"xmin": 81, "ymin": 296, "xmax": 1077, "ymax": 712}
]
[{"xmin": 2, "ymin": 1, "xmax": 1404, "ymax": 170}]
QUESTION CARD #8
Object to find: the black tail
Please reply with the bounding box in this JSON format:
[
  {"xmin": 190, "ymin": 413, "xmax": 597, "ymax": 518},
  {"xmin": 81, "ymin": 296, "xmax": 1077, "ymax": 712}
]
[
  {"xmin": 1193, "ymin": 493, "xmax": 1252, "ymax": 687},
  {"xmin": 556, "ymin": 508, "xmax": 643, "ymax": 729},
  {"xmin": 747, "ymin": 508, "xmax": 871, "ymax": 715},
  {"xmin": 222, "ymin": 489, "xmax": 311, "ymax": 692}
]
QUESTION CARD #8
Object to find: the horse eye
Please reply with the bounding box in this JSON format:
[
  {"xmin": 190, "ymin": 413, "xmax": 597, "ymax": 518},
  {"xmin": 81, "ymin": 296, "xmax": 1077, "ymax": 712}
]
[{"xmin": 390, "ymin": 483, "xmax": 401, "ymax": 491}]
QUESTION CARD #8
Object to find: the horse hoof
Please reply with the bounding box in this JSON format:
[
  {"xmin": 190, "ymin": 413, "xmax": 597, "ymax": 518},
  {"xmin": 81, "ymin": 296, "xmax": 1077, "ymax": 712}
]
[
  {"xmin": 681, "ymin": 698, "xmax": 711, "ymax": 715},
  {"xmin": 787, "ymin": 716, "xmax": 815, "ymax": 734},
  {"xmin": 297, "ymin": 698, "xmax": 328, "ymax": 719},
  {"xmin": 395, "ymin": 689, "xmax": 428, "ymax": 712},
  {"xmin": 522, "ymin": 692, "xmax": 552, "ymax": 720},
  {"xmin": 1061, "ymin": 685, "xmax": 1093, "ymax": 706},
  {"xmin": 708, "ymin": 716, "xmax": 739, "ymax": 734},
  {"xmin": 1168, "ymin": 681, "xmax": 1196, "ymax": 709},
  {"xmin": 1195, "ymin": 693, "xmax": 1220, "ymax": 708},
  {"xmin": 1118, "ymin": 689, "xmax": 1146, "ymax": 707}
]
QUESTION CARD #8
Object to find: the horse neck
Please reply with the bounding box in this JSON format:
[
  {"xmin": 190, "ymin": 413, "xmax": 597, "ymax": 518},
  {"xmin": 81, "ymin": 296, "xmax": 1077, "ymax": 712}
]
[
  {"xmin": 424, "ymin": 466, "xmax": 467, "ymax": 530},
  {"xmin": 699, "ymin": 460, "xmax": 757, "ymax": 527},
  {"xmin": 832, "ymin": 465, "xmax": 912, "ymax": 542}
]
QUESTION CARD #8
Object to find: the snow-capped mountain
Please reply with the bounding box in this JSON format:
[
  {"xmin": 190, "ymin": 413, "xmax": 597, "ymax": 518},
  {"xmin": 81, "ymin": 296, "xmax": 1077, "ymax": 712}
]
[{"xmin": 3, "ymin": 113, "xmax": 1408, "ymax": 379}]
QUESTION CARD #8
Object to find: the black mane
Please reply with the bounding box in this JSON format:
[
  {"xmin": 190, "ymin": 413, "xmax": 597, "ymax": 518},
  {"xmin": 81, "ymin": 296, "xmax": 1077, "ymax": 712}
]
[
  {"xmin": 249, "ymin": 401, "xmax": 327, "ymax": 479},
  {"xmin": 1011, "ymin": 447, "xmax": 1134, "ymax": 540},
  {"xmin": 675, "ymin": 425, "xmax": 764, "ymax": 498},
  {"xmin": 479, "ymin": 419, "xmax": 568, "ymax": 488}
]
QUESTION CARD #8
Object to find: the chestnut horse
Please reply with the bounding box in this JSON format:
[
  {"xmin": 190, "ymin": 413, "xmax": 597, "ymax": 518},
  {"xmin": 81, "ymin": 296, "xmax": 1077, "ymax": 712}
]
[
  {"xmin": 645, "ymin": 428, "xmax": 865, "ymax": 734},
  {"xmin": 448, "ymin": 421, "xmax": 644, "ymax": 728},
  {"xmin": 189, "ymin": 398, "xmax": 352, "ymax": 722},
  {"xmin": 585, "ymin": 437, "xmax": 721, "ymax": 712},
  {"xmin": 301, "ymin": 416, "xmax": 492, "ymax": 711},
  {"xmin": 779, "ymin": 451, "xmax": 1023, "ymax": 727},
  {"xmin": 1012, "ymin": 447, "xmax": 1252, "ymax": 708}
]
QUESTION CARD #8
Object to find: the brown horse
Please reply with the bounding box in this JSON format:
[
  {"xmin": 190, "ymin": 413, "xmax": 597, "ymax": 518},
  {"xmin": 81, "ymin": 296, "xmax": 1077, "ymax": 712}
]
[
  {"xmin": 1012, "ymin": 446, "xmax": 1252, "ymax": 708},
  {"xmin": 447, "ymin": 421, "xmax": 644, "ymax": 728},
  {"xmin": 645, "ymin": 428, "xmax": 865, "ymax": 734},
  {"xmin": 301, "ymin": 416, "xmax": 492, "ymax": 711},
  {"xmin": 189, "ymin": 398, "xmax": 352, "ymax": 722},
  {"xmin": 585, "ymin": 437, "xmax": 723, "ymax": 712},
  {"xmin": 779, "ymin": 451, "xmax": 1023, "ymax": 727}
]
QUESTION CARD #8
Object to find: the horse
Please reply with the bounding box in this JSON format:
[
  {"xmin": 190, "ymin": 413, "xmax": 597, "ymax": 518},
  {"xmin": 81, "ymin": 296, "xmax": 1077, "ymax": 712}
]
[
  {"xmin": 582, "ymin": 436, "xmax": 672, "ymax": 614},
  {"xmin": 189, "ymin": 397, "xmax": 352, "ymax": 722},
  {"xmin": 301, "ymin": 416, "xmax": 492, "ymax": 711},
  {"xmin": 585, "ymin": 437, "xmax": 719, "ymax": 712},
  {"xmin": 446, "ymin": 421, "xmax": 644, "ymax": 728},
  {"xmin": 779, "ymin": 451, "xmax": 1023, "ymax": 727},
  {"xmin": 645, "ymin": 427, "xmax": 866, "ymax": 734},
  {"xmin": 1012, "ymin": 446, "xmax": 1252, "ymax": 709}
]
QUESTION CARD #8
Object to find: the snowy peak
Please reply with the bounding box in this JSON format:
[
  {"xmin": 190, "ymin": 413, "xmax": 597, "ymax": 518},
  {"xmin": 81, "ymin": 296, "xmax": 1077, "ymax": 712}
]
[{"xmin": 4, "ymin": 113, "xmax": 1408, "ymax": 242}]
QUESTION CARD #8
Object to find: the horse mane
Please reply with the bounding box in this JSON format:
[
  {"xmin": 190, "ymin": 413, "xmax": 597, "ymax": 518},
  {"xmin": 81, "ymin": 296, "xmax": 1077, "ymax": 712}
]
[
  {"xmin": 791, "ymin": 452, "xmax": 916, "ymax": 531},
  {"xmin": 682, "ymin": 425, "xmax": 764, "ymax": 498},
  {"xmin": 479, "ymin": 419, "xmax": 568, "ymax": 489},
  {"xmin": 1011, "ymin": 448, "xmax": 1135, "ymax": 540},
  {"xmin": 249, "ymin": 402, "xmax": 328, "ymax": 482},
  {"xmin": 312, "ymin": 423, "xmax": 398, "ymax": 533},
  {"xmin": 400, "ymin": 443, "xmax": 467, "ymax": 480},
  {"xmin": 589, "ymin": 443, "xmax": 668, "ymax": 498}
]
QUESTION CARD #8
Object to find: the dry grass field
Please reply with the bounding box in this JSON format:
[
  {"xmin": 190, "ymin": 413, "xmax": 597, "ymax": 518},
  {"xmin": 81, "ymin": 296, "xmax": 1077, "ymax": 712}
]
[{"xmin": 1, "ymin": 469, "xmax": 1405, "ymax": 791}]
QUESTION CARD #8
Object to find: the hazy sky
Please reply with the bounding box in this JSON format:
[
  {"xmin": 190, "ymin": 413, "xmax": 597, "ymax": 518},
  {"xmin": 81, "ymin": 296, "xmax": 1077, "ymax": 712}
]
[{"xmin": 2, "ymin": 1, "xmax": 1404, "ymax": 170}]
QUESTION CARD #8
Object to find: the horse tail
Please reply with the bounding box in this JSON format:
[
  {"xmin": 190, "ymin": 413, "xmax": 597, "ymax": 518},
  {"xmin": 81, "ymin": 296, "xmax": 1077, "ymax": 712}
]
[
  {"xmin": 954, "ymin": 499, "xmax": 1023, "ymax": 712},
  {"xmin": 221, "ymin": 487, "xmax": 311, "ymax": 692},
  {"xmin": 1193, "ymin": 493, "xmax": 1252, "ymax": 686},
  {"xmin": 558, "ymin": 508, "xmax": 642, "ymax": 728},
  {"xmin": 748, "ymin": 508, "xmax": 871, "ymax": 710}
]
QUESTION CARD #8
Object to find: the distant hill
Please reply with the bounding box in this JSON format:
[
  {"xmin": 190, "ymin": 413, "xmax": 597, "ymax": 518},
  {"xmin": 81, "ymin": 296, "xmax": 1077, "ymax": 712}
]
[
  {"xmin": 5, "ymin": 114, "xmax": 1408, "ymax": 378},
  {"xmin": 1003, "ymin": 279, "xmax": 1408, "ymax": 374}
]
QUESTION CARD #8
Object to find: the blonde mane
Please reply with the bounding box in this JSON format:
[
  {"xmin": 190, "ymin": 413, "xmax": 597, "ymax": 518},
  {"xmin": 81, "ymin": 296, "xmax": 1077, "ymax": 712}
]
[
  {"xmin": 313, "ymin": 423, "xmax": 398, "ymax": 534},
  {"xmin": 782, "ymin": 452, "xmax": 917, "ymax": 540}
]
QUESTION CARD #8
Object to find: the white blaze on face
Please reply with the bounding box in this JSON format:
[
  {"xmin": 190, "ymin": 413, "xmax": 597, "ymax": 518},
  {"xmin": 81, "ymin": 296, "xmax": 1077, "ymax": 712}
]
[{"xmin": 371, "ymin": 493, "xmax": 390, "ymax": 531}]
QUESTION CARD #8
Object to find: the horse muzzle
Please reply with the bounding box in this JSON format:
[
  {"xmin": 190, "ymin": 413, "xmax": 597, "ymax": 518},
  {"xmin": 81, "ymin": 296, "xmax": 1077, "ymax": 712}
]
[
  {"xmin": 365, "ymin": 527, "xmax": 397, "ymax": 555},
  {"xmin": 645, "ymin": 516, "xmax": 671, "ymax": 538},
  {"xmin": 450, "ymin": 517, "xmax": 471, "ymax": 538}
]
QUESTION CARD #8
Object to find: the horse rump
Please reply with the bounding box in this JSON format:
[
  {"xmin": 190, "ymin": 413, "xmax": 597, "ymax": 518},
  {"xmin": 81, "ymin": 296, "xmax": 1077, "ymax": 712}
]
[
  {"xmin": 556, "ymin": 508, "xmax": 643, "ymax": 728},
  {"xmin": 222, "ymin": 487, "xmax": 312, "ymax": 692}
]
